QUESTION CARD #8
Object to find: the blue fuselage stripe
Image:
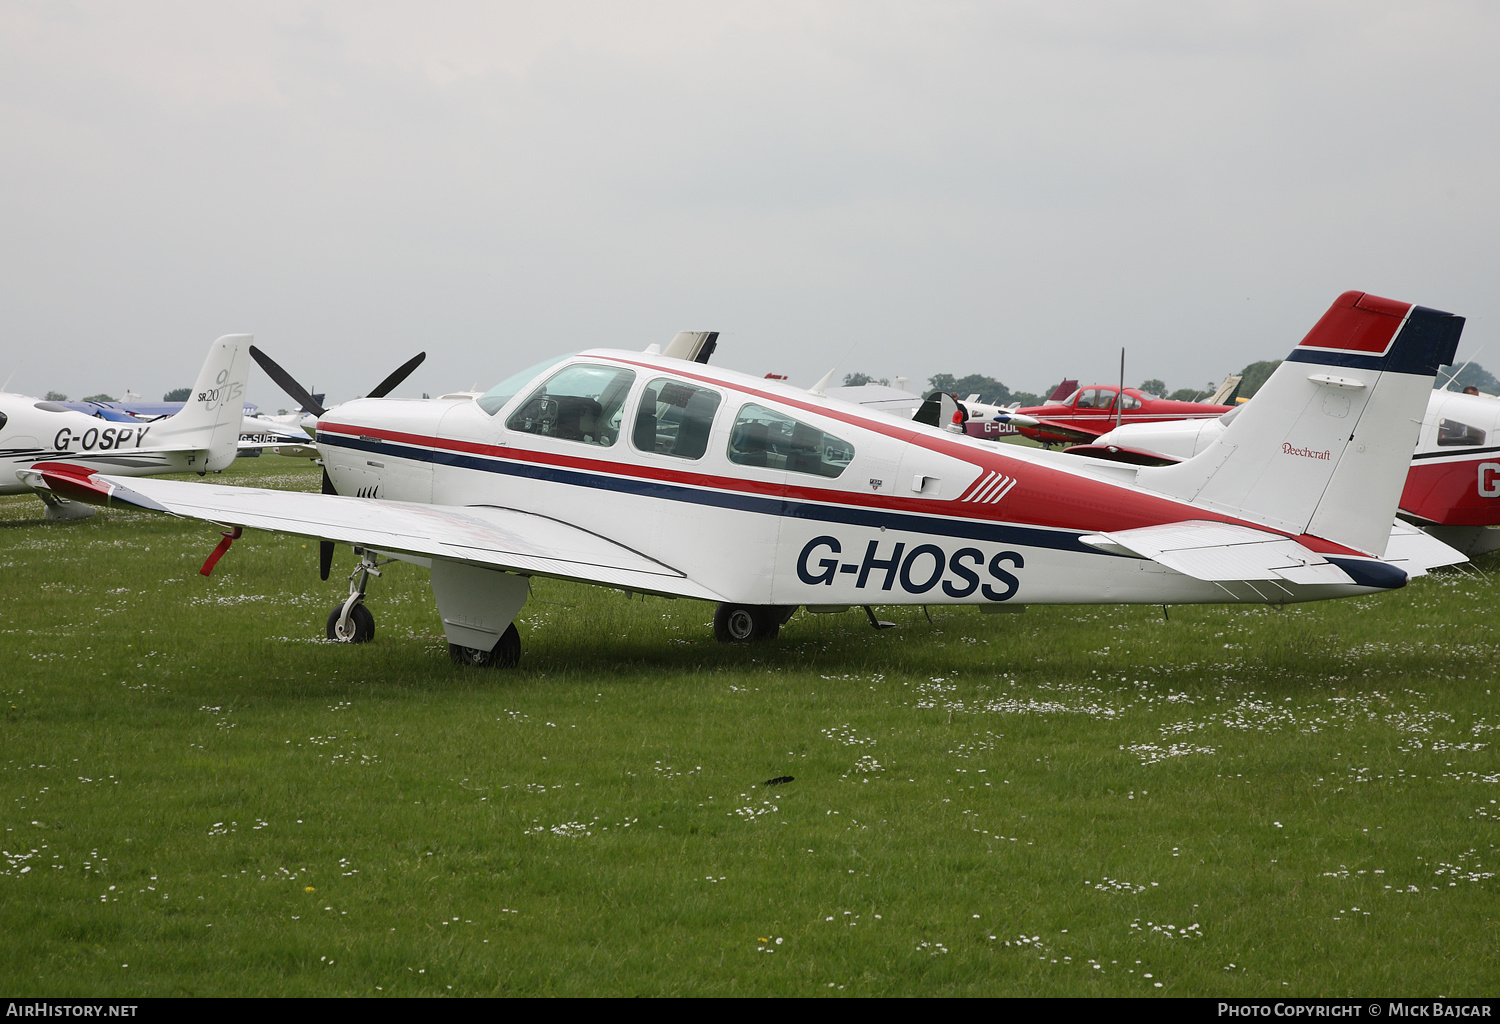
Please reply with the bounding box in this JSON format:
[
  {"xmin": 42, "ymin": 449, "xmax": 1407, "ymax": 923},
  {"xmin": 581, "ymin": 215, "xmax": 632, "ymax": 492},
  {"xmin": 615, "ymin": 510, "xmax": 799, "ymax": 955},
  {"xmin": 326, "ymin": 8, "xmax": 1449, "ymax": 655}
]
[{"xmin": 319, "ymin": 432, "xmax": 1099, "ymax": 553}]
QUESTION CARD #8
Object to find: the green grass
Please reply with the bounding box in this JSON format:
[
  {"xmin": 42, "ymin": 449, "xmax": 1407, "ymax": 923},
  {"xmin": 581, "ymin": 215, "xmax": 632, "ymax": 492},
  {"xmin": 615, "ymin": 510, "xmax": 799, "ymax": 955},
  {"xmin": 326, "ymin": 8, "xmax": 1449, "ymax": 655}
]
[{"xmin": 1, "ymin": 457, "xmax": 1497, "ymax": 996}]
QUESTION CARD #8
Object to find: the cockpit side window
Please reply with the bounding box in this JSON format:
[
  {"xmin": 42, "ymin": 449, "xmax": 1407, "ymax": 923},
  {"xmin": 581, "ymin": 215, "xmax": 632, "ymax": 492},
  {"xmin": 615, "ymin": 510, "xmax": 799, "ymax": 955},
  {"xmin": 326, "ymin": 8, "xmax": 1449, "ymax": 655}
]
[
  {"xmin": 727, "ymin": 403, "xmax": 854, "ymax": 478},
  {"xmin": 1437, "ymin": 418, "xmax": 1486, "ymax": 447},
  {"xmin": 1075, "ymin": 388, "xmax": 1116, "ymax": 411},
  {"xmin": 0, "ymin": 411, "xmax": 7, "ymax": 432},
  {"xmin": 477, "ymin": 354, "xmax": 572, "ymax": 416},
  {"xmin": 506, "ymin": 364, "xmax": 636, "ymax": 447},
  {"xmin": 1121, "ymin": 392, "xmax": 1143, "ymax": 411},
  {"xmin": 632, "ymin": 378, "xmax": 722, "ymax": 460}
]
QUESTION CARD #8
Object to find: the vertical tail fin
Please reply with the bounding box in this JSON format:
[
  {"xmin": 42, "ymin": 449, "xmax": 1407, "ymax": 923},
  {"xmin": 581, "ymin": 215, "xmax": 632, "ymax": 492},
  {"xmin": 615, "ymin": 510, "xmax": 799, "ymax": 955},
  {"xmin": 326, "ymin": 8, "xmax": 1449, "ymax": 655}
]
[
  {"xmin": 150, "ymin": 335, "xmax": 252, "ymax": 472},
  {"xmin": 1136, "ymin": 292, "xmax": 1463, "ymax": 556}
]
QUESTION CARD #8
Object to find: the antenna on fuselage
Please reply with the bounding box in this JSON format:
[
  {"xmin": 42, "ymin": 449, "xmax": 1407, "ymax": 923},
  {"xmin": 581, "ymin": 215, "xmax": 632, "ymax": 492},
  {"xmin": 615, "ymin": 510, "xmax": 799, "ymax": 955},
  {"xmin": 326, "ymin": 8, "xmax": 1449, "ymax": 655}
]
[{"xmin": 1115, "ymin": 348, "xmax": 1125, "ymax": 429}]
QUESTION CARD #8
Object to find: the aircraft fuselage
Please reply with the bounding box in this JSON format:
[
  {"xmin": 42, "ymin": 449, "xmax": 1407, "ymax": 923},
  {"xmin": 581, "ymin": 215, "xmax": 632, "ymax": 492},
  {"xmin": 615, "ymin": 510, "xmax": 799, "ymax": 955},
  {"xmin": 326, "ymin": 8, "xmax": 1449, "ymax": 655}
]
[{"xmin": 312, "ymin": 350, "xmax": 1379, "ymax": 608}]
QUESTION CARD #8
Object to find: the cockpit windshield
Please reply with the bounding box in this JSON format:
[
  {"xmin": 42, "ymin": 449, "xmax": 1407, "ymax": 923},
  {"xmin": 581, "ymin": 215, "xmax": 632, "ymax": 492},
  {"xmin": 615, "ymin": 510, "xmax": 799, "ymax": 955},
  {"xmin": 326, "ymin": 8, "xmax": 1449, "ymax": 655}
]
[
  {"xmin": 477, "ymin": 354, "xmax": 573, "ymax": 416},
  {"xmin": 506, "ymin": 363, "xmax": 636, "ymax": 447}
]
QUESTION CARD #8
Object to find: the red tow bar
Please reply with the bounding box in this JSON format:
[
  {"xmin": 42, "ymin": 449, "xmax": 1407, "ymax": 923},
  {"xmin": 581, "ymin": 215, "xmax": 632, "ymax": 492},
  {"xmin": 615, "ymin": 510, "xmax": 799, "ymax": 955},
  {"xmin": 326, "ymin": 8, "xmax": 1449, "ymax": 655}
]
[{"xmin": 199, "ymin": 527, "xmax": 243, "ymax": 576}]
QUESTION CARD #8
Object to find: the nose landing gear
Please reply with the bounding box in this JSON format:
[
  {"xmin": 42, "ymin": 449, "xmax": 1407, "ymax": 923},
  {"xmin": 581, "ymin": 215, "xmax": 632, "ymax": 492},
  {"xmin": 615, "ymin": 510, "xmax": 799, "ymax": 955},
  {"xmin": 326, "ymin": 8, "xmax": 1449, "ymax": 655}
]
[{"xmin": 326, "ymin": 550, "xmax": 393, "ymax": 644}]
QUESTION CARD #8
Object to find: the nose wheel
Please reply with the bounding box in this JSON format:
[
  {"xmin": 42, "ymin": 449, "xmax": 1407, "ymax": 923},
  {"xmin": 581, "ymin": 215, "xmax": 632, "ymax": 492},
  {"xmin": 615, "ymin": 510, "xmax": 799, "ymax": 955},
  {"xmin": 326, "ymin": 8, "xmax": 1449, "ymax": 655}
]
[
  {"xmin": 326, "ymin": 550, "xmax": 392, "ymax": 644},
  {"xmin": 326, "ymin": 603, "xmax": 375, "ymax": 643}
]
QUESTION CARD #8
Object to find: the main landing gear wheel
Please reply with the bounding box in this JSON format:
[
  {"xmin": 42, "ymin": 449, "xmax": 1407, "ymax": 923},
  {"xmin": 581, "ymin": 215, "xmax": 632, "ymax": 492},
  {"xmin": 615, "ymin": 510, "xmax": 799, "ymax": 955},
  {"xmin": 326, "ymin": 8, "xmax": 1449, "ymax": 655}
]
[
  {"xmin": 326, "ymin": 603, "xmax": 375, "ymax": 643},
  {"xmin": 713, "ymin": 604, "xmax": 785, "ymax": 643},
  {"xmin": 449, "ymin": 623, "xmax": 522, "ymax": 668}
]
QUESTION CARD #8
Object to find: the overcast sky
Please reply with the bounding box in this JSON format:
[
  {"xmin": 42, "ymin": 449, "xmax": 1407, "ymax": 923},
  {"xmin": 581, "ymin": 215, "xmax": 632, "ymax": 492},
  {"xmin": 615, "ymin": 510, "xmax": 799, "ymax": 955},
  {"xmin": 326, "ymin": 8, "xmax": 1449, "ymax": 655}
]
[{"xmin": 2, "ymin": 1, "xmax": 1497, "ymax": 407}]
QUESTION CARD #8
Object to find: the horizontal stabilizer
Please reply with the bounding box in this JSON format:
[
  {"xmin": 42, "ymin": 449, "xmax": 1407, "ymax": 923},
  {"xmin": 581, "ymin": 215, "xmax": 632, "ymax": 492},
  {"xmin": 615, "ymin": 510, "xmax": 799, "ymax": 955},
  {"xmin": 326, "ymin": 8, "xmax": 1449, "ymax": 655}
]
[
  {"xmin": 67, "ymin": 471, "xmax": 728, "ymax": 602},
  {"xmin": 661, "ymin": 331, "xmax": 719, "ymax": 364},
  {"xmin": 1383, "ymin": 519, "xmax": 1468, "ymax": 575},
  {"xmin": 1079, "ymin": 520, "xmax": 1392, "ymax": 588}
]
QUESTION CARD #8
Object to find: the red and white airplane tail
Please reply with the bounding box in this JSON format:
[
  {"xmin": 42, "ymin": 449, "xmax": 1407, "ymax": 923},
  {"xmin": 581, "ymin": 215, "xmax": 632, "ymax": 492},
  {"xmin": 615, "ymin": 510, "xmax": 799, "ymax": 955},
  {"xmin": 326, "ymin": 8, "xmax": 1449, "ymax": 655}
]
[
  {"xmin": 147, "ymin": 334, "xmax": 252, "ymax": 472},
  {"xmin": 1136, "ymin": 291, "xmax": 1464, "ymax": 557}
]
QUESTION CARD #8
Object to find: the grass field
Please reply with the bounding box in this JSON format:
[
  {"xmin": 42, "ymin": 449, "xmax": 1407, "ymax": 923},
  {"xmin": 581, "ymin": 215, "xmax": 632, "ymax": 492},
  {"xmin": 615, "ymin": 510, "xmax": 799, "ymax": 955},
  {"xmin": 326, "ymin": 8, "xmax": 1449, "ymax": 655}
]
[{"xmin": 1, "ymin": 457, "xmax": 1497, "ymax": 996}]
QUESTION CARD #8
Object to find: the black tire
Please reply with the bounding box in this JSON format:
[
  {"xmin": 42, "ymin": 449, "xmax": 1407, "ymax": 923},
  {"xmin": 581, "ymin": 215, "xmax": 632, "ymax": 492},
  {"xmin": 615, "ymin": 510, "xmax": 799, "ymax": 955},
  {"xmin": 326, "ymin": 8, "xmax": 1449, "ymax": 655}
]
[
  {"xmin": 713, "ymin": 604, "xmax": 781, "ymax": 643},
  {"xmin": 449, "ymin": 623, "xmax": 521, "ymax": 668},
  {"xmin": 326, "ymin": 603, "xmax": 375, "ymax": 643}
]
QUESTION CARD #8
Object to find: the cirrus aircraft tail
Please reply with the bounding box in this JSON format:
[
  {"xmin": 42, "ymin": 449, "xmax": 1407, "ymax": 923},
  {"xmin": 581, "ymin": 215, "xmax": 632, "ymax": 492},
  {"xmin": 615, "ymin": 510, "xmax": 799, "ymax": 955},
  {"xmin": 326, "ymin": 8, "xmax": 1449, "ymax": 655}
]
[{"xmin": 147, "ymin": 334, "xmax": 253, "ymax": 472}]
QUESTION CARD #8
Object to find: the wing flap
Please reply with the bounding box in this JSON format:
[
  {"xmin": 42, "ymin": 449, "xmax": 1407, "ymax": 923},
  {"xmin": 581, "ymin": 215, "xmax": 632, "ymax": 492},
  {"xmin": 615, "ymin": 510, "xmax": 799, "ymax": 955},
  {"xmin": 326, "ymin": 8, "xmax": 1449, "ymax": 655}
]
[{"xmin": 93, "ymin": 473, "xmax": 726, "ymax": 601}]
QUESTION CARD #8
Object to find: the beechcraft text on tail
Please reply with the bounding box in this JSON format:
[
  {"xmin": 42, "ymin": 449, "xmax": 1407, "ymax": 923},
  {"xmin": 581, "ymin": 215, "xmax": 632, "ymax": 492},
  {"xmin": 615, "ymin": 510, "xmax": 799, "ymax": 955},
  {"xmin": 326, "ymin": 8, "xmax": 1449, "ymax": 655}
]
[{"xmin": 39, "ymin": 294, "xmax": 1467, "ymax": 667}]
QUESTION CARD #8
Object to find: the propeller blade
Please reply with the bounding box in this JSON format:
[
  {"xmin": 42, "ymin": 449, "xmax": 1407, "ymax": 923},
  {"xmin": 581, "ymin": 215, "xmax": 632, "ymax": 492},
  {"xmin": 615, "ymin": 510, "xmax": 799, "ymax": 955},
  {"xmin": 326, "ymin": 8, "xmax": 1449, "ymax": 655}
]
[
  {"xmin": 320, "ymin": 468, "xmax": 337, "ymax": 581},
  {"xmin": 367, "ymin": 352, "xmax": 426, "ymax": 399},
  {"xmin": 249, "ymin": 346, "xmax": 325, "ymax": 418}
]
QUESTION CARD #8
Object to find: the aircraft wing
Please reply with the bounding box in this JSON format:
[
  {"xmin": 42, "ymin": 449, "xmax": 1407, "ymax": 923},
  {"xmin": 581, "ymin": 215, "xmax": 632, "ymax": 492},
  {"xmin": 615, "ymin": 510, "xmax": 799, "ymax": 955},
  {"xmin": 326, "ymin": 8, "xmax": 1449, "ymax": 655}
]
[
  {"xmin": 44, "ymin": 467, "xmax": 727, "ymax": 602},
  {"xmin": 1029, "ymin": 419, "xmax": 1104, "ymax": 443},
  {"xmin": 998, "ymin": 415, "xmax": 1101, "ymax": 444}
]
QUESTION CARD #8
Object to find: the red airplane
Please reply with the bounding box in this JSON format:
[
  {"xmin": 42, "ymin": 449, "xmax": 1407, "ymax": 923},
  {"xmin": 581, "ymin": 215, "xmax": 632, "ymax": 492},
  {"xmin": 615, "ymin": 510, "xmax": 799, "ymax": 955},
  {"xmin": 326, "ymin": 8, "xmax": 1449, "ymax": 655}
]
[{"xmin": 987, "ymin": 384, "xmax": 1236, "ymax": 446}]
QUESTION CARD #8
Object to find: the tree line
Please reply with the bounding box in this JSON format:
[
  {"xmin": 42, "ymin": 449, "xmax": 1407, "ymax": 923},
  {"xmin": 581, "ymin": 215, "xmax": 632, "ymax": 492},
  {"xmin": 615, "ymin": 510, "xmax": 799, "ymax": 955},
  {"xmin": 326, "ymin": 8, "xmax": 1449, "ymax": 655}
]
[
  {"xmin": 39, "ymin": 387, "xmax": 194, "ymax": 404},
  {"xmin": 846, "ymin": 360, "xmax": 1500, "ymax": 405}
]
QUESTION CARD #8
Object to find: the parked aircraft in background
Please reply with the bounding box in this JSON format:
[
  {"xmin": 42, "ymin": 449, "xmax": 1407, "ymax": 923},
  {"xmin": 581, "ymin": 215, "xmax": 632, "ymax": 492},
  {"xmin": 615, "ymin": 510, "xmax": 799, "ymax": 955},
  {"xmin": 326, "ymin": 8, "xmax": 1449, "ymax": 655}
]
[
  {"xmin": 55, "ymin": 397, "xmax": 312, "ymax": 459},
  {"xmin": 1085, "ymin": 386, "xmax": 1500, "ymax": 556},
  {"xmin": 32, "ymin": 291, "xmax": 1465, "ymax": 667},
  {"xmin": 824, "ymin": 383, "xmax": 926, "ymax": 421},
  {"xmin": 60, "ymin": 398, "xmax": 261, "ymax": 420},
  {"xmin": 989, "ymin": 376, "xmax": 1242, "ymax": 446},
  {"xmin": 0, "ymin": 337, "xmax": 250, "ymax": 519}
]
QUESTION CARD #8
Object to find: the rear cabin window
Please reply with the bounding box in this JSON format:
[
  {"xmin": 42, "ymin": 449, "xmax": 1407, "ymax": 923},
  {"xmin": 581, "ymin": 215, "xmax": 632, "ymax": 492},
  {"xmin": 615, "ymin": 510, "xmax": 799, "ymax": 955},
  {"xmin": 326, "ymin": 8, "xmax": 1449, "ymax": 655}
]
[
  {"xmin": 1437, "ymin": 418, "xmax": 1486, "ymax": 447},
  {"xmin": 726, "ymin": 404, "xmax": 854, "ymax": 478},
  {"xmin": 506, "ymin": 363, "xmax": 636, "ymax": 447},
  {"xmin": 1074, "ymin": 388, "xmax": 1116, "ymax": 410},
  {"xmin": 631, "ymin": 379, "xmax": 722, "ymax": 460}
]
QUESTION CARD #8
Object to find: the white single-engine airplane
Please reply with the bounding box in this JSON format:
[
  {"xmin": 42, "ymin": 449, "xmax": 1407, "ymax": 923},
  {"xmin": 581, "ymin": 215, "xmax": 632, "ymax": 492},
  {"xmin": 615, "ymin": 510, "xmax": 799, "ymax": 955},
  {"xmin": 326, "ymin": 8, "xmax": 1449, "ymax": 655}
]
[
  {"xmin": 29, "ymin": 291, "xmax": 1467, "ymax": 667},
  {"xmin": 0, "ymin": 337, "xmax": 252, "ymax": 519}
]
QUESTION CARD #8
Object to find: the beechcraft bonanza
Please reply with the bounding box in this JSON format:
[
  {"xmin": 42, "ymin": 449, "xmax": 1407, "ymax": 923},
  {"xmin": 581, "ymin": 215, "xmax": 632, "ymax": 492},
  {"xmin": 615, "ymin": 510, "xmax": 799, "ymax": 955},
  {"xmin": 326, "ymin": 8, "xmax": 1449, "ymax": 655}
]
[
  {"xmin": 27, "ymin": 291, "xmax": 1470, "ymax": 667},
  {"xmin": 0, "ymin": 337, "xmax": 253, "ymax": 520}
]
